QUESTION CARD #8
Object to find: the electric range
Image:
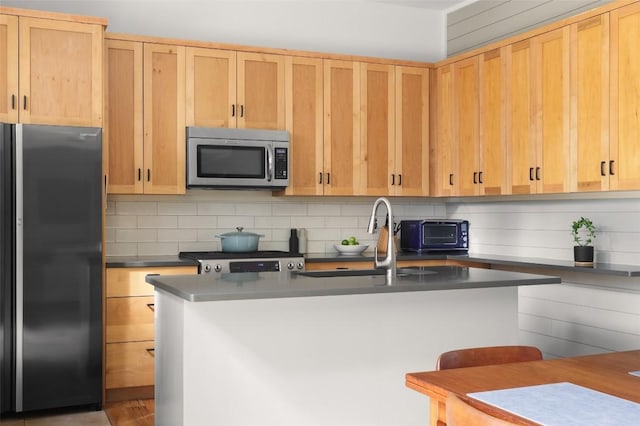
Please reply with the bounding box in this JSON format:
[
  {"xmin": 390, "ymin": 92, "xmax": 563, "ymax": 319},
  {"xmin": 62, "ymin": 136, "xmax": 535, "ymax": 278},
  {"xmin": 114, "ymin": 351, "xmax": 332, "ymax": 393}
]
[{"xmin": 179, "ymin": 250, "xmax": 305, "ymax": 274}]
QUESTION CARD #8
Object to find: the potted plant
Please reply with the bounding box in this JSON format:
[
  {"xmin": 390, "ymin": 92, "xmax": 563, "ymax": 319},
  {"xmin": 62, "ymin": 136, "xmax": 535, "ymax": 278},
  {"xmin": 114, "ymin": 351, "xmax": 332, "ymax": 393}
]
[{"xmin": 571, "ymin": 217, "xmax": 596, "ymax": 265}]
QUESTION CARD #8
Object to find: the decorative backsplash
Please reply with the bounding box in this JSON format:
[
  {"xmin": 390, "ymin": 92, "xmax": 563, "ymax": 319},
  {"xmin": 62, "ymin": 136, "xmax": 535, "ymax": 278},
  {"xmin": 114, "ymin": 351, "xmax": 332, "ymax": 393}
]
[{"xmin": 105, "ymin": 191, "xmax": 446, "ymax": 256}]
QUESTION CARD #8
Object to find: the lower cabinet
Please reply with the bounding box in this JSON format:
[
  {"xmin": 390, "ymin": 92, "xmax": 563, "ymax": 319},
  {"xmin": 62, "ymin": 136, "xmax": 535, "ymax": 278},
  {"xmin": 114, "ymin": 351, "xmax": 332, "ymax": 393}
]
[
  {"xmin": 305, "ymin": 258, "xmax": 488, "ymax": 271},
  {"xmin": 105, "ymin": 265, "xmax": 197, "ymax": 402}
]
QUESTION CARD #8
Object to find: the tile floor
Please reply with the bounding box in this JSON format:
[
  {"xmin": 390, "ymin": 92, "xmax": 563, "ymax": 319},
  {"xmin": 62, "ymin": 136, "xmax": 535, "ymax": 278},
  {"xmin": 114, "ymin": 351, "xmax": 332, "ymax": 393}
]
[{"xmin": 1, "ymin": 410, "xmax": 111, "ymax": 425}]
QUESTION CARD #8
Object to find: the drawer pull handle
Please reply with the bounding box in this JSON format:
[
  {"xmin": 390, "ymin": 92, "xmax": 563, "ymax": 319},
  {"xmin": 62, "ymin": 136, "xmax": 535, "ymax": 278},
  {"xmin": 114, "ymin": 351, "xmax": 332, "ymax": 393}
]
[
  {"xmin": 147, "ymin": 303, "xmax": 155, "ymax": 311},
  {"xmin": 146, "ymin": 348, "xmax": 155, "ymax": 357}
]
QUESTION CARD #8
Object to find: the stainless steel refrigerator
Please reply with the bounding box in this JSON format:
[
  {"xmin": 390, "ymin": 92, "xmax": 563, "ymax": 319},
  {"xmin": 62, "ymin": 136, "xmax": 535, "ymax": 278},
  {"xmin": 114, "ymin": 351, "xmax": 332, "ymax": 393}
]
[{"xmin": 0, "ymin": 123, "xmax": 102, "ymax": 415}]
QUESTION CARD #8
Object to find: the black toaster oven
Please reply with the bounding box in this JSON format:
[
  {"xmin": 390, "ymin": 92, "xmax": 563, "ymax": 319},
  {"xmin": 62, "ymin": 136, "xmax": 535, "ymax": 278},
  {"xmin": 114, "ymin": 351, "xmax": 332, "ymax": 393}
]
[{"xmin": 399, "ymin": 219, "xmax": 469, "ymax": 252}]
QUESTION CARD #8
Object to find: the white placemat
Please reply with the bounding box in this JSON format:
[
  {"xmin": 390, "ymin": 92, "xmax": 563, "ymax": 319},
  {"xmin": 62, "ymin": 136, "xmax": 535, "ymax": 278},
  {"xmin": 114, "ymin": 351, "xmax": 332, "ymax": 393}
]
[{"xmin": 468, "ymin": 382, "xmax": 640, "ymax": 426}]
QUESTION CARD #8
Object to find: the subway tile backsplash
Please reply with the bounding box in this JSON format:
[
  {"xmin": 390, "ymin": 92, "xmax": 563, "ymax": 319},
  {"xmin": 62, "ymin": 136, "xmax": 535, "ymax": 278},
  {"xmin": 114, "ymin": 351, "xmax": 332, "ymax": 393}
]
[{"xmin": 105, "ymin": 191, "xmax": 446, "ymax": 256}]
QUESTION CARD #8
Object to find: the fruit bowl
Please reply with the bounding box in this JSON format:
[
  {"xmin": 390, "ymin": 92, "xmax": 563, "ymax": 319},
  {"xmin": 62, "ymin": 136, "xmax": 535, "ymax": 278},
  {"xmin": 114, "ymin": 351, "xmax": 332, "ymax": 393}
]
[{"xmin": 334, "ymin": 244, "xmax": 369, "ymax": 255}]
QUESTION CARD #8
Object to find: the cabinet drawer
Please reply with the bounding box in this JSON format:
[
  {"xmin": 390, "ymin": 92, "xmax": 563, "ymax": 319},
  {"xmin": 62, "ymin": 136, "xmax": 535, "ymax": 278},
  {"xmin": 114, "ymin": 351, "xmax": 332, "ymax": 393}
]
[
  {"xmin": 106, "ymin": 266, "xmax": 196, "ymax": 297},
  {"xmin": 106, "ymin": 341, "xmax": 155, "ymax": 389},
  {"xmin": 106, "ymin": 296, "xmax": 155, "ymax": 343}
]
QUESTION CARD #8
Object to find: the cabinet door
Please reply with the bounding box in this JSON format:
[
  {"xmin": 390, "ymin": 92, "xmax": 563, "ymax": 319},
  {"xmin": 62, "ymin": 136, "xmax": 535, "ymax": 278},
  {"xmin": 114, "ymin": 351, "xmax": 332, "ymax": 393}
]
[
  {"xmin": 186, "ymin": 47, "xmax": 236, "ymax": 128},
  {"xmin": 506, "ymin": 39, "xmax": 535, "ymax": 194},
  {"xmin": 105, "ymin": 39, "xmax": 143, "ymax": 194},
  {"xmin": 143, "ymin": 43, "xmax": 186, "ymax": 194},
  {"xmin": 323, "ymin": 60, "xmax": 361, "ymax": 196},
  {"xmin": 360, "ymin": 63, "xmax": 395, "ymax": 196},
  {"xmin": 106, "ymin": 296, "xmax": 155, "ymax": 343},
  {"xmin": 432, "ymin": 64, "xmax": 457, "ymax": 196},
  {"xmin": 237, "ymin": 52, "xmax": 285, "ymax": 130},
  {"xmin": 573, "ymin": 14, "xmax": 610, "ymax": 192},
  {"xmin": 454, "ymin": 56, "xmax": 480, "ymax": 196},
  {"xmin": 18, "ymin": 17, "xmax": 103, "ymax": 126},
  {"xmin": 479, "ymin": 48, "xmax": 507, "ymax": 196},
  {"xmin": 0, "ymin": 14, "xmax": 18, "ymax": 123},
  {"xmin": 395, "ymin": 66, "xmax": 429, "ymax": 197},
  {"xmin": 284, "ymin": 56, "xmax": 324, "ymax": 196},
  {"xmin": 533, "ymin": 27, "xmax": 571, "ymax": 194},
  {"xmin": 610, "ymin": 3, "xmax": 640, "ymax": 190}
]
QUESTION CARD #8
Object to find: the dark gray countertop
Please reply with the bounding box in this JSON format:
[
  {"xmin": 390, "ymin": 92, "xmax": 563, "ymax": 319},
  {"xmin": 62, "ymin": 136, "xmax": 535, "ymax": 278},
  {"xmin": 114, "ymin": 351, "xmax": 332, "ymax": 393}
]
[
  {"xmin": 106, "ymin": 252, "xmax": 640, "ymax": 277},
  {"xmin": 307, "ymin": 252, "xmax": 640, "ymax": 277},
  {"xmin": 106, "ymin": 255, "xmax": 198, "ymax": 268},
  {"xmin": 145, "ymin": 265, "xmax": 560, "ymax": 302}
]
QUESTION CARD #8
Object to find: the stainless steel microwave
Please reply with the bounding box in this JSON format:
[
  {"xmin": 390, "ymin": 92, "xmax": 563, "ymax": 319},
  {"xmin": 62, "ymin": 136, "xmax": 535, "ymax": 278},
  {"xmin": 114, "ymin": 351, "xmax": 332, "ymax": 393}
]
[
  {"xmin": 186, "ymin": 127, "xmax": 289, "ymax": 189},
  {"xmin": 399, "ymin": 219, "xmax": 469, "ymax": 252}
]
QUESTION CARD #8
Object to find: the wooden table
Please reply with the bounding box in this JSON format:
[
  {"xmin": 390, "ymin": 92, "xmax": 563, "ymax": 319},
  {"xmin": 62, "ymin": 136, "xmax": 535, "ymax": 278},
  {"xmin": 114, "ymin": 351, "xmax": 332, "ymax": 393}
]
[{"xmin": 406, "ymin": 349, "xmax": 640, "ymax": 426}]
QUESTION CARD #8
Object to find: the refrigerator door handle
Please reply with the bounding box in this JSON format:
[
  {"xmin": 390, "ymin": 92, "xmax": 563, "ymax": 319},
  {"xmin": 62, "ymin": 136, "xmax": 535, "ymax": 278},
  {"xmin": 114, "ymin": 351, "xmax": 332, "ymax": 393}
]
[{"xmin": 15, "ymin": 124, "xmax": 23, "ymax": 412}]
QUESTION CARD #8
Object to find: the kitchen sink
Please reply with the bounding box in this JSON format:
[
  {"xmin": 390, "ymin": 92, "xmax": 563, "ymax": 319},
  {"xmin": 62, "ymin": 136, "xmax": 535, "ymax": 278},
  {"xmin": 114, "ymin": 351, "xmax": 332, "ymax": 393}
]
[{"xmin": 293, "ymin": 267, "xmax": 437, "ymax": 278}]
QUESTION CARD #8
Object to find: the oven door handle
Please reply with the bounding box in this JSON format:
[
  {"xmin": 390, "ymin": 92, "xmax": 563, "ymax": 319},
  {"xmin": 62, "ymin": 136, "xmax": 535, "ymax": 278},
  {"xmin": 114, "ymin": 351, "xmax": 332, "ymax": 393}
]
[{"xmin": 267, "ymin": 145, "xmax": 274, "ymax": 182}]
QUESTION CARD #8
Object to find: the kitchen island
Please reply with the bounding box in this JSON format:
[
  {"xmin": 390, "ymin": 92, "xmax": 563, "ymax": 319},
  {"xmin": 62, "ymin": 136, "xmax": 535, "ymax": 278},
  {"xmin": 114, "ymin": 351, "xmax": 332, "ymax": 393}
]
[{"xmin": 146, "ymin": 266, "xmax": 560, "ymax": 426}]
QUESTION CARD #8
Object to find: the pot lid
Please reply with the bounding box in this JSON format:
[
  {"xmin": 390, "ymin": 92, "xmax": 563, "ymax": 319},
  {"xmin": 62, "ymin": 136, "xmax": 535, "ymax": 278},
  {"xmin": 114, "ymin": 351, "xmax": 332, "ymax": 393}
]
[{"xmin": 217, "ymin": 227, "xmax": 264, "ymax": 238}]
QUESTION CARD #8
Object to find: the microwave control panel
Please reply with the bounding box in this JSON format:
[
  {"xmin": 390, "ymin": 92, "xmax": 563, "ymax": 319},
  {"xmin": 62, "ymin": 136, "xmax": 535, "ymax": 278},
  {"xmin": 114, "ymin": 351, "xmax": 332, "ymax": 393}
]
[{"xmin": 274, "ymin": 147, "xmax": 288, "ymax": 179}]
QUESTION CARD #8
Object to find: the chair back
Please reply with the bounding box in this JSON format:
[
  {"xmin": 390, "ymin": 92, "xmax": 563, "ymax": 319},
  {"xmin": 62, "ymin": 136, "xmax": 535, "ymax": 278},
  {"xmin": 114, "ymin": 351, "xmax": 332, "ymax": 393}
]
[
  {"xmin": 436, "ymin": 345, "xmax": 542, "ymax": 370},
  {"xmin": 446, "ymin": 393, "xmax": 519, "ymax": 426}
]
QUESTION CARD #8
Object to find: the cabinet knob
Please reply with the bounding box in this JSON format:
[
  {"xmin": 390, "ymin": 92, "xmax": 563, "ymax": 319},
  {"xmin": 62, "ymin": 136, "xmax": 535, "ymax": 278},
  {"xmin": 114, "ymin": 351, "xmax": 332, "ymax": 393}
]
[{"xmin": 609, "ymin": 160, "xmax": 615, "ymax": 176}]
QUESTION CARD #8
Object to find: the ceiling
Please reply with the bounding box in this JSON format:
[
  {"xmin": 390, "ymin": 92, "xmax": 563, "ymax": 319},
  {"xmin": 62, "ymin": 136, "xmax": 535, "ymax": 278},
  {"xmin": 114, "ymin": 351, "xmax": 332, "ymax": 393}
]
[{"xmin": 373, "ymin": 0, "xmax": 474, "ymax": 11}]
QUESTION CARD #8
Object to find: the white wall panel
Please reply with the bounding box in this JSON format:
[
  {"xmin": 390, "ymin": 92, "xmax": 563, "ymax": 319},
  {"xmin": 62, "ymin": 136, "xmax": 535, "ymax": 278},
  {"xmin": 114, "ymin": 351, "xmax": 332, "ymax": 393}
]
[
  {"xmin": 447, "ymin": 0, "xmax": 615, "ymax": 56},
  {"xmin": 450, "ymin": 198, "xmax": 640, "ymax": 358}
]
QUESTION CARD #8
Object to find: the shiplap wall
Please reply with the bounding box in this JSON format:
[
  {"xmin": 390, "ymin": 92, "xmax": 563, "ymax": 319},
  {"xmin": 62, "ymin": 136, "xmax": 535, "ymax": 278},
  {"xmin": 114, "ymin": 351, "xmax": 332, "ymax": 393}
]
[
  {"xmin": 447, "ymin": 0, "xmax": 616, "ymax": 56},
  {"xmin": 447, "ymin": 197, "xmax": 640, "ymax": 359}
]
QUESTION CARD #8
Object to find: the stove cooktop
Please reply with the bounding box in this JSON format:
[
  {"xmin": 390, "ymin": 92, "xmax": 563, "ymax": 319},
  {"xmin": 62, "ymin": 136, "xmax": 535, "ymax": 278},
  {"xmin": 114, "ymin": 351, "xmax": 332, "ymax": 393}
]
[{"xmin": 179, "ymin": 250, "xmax": 303, "ymax": 260}]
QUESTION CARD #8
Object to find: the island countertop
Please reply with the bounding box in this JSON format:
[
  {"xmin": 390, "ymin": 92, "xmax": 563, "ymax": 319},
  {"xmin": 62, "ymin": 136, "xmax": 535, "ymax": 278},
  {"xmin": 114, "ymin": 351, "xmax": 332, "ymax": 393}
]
[{"xmin": 145, "ymin": 265, "xmax": 560, "ymax": 302}]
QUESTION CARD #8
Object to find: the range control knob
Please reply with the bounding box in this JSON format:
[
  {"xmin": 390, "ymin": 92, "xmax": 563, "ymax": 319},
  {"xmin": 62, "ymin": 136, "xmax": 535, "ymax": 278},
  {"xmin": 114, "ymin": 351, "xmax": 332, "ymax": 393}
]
[
  {"xmin": 202, "ymin": 264, "xmax": 212, "ymax": 273},
  {"xmin": 286, "ymin": 262, "xmax": 295, "ymax": 270},
  {"xmin": 296, "ymin": 262, "xmax": 305, "ymax": 270},
  {"xmin": 214, "ymin": 264, "xmax": 222, "ymax": 272}
]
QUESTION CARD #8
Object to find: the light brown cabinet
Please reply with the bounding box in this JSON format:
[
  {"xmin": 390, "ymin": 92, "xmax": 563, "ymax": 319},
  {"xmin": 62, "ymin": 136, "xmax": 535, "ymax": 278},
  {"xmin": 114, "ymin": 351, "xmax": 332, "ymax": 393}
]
[
  {"xmin": 284, "ymin": 56, "xmax": 324, "ymax": 195},
  {"xmin": 505, "ymin": 39, "xmax": 535, "ymax": 195},
  {"xmin": 432, "ymin": 64, "xmax": 457, "ymax": 196},
  {"xmin": 0, "ymin": 14, "xmax": 18, "ymax": 123},
  {"xmin": 0, "ymin": 11, "xmax": 104, "ymax": 126},
  {"xmin": 105, "ymin": 265, "xmax": 196, "ymax": 402},
  {"xmin": 360, "ymin": 63, "xmax": 395, "ymax": 196},
  {"xmin": 394, "ymin": 66, "xmax": 430, "ymax": 196},
  {"xmin": 454, "ymin": 56, "xmax": 480, "ymax": 196},
  {"xmin": 104, "ymin": 37, "xmax": 186, "ymax": 195},
  {"xmin": 572, "ymin": 14, "xmax": 610, "ymax": 192},
  {"xmin": 532, "ymin": 27, "xmax": 572, "ymax": 194},
  {"xmin": 186, "ymin": 48, "xmax": 285, "ymax": 130},
  {"xmin": 610, "ymin": 2, "xmax": 640, "ymax": 191},
  {"xmin": 478, "ymin": 48, "xmax": 507, "ymax": 196},
  {"xmin": 323, "ymin": 59, "xmax": 361, "ymax": 196}
]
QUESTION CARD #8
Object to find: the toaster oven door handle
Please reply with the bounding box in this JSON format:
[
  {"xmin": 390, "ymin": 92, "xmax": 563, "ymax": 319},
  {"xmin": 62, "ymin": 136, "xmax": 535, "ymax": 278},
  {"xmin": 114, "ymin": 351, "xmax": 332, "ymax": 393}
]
[{"xmin": 267, "ymin": 145, "xmax": 274, "ymax": 182}]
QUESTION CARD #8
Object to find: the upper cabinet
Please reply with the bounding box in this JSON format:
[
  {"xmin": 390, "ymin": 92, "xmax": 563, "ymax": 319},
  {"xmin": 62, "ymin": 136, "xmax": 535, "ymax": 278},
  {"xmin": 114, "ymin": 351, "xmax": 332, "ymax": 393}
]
[
  {"xmin": 284, "ymin": 56, "xmax": 324, "ymax": 196},
  {"xmin": 610, "ymin": 2, "xmax": 640, "ymax": 190},
  {"xmin": 104, "ymin": 39, "xmax": 143, "ymax": 194},
  {"xmin": 0, "ymin": 11, "xmax": 104, "ymax": 126},
  {"xmin": 142, "ymin": 43, "xmax": 186, "ymax": 194},
  {"xmin": 104, "ymin": 37, "xmax": 186, "ymax": 194},
  {"xmin": 185, "ymin": 47, "xmax": 236, "ymax": 128},
  {"xmin": 505, "ymin": 39, "xmax": 535, "ymax": 195},
  {"xmin": 360, "ymin": 63, "xmax": 395, "ymax": 196},
  {"xmin": 572, "ymin": 14, "xmax": 610, "ymax": 192},
  {"xmin": 532, "ymin": 27, "xmax": 572, "ymax": 194},
  {"xmin": 431, "ymin": 64, "xmax": 457, "ymax": 197},
  {"xmin": 0, "ymin": 14, "xmax": 18, "ymax": 123},
  {"xmin": 186, "ymin": 49, "xmax": 284, "ymax": 130},
  {"xmin": 478, "ymin": 48, "xmax": 507, "ymax": 196},
  {"xmin": 454, "ymin": 56, "xmax": 480, "ymax": 197},
  {"xmin": 394, "ymin": 66, "xmax": 429, "ymax": 196},
  {"xmin": 323, "ymin": 59, "xmax": 361, "ymax": 196}
]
